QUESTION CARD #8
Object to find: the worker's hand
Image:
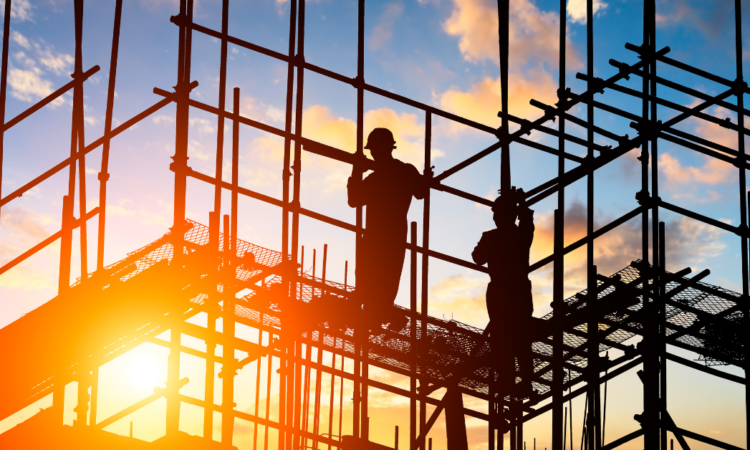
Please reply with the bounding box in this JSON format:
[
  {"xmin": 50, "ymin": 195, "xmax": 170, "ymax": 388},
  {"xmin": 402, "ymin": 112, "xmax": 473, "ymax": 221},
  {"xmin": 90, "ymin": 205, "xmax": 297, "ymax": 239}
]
[
  {"xmin": 351, "ymin": 152, "xmax": 369, "ymax": 175},
  {"xmin": 518, "ymin": 205, "xmax": 534, "ymax": 221},
  {"xmin": 516, "ymin": 188, "xmax": 527, "ymax": 207}
]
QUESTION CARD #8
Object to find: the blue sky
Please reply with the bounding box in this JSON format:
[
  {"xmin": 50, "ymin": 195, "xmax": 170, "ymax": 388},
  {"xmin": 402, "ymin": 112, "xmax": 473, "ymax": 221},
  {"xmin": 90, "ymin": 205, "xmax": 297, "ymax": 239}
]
[{"xmin": 0, "ymin": 0, "xmax": 749, "ymax": 448}]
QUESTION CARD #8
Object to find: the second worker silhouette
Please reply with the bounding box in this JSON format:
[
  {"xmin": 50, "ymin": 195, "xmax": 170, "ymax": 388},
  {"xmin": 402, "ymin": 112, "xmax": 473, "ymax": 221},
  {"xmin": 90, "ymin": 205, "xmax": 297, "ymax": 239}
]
[
  {"xmin": 348, "ymin": 128, "xmax": 427, "ymax": 332},
  {"xmin": 472, "ymin": 187, "xmax": 535, "ymax": 399}
]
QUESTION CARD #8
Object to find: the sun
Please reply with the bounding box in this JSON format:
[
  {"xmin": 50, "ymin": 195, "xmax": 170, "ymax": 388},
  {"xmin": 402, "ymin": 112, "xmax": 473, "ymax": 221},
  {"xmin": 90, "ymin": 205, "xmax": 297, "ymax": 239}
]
[{"xmin": 127, "ymin": 354, "xmax": 161, "ymax": 388}]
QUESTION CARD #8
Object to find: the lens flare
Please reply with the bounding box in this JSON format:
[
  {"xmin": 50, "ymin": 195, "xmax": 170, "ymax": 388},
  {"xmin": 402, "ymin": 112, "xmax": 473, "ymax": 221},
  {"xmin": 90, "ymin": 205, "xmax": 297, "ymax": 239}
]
[{"xmin": 127, "ymin": 355, "xmax": 161, "ymax": 388}]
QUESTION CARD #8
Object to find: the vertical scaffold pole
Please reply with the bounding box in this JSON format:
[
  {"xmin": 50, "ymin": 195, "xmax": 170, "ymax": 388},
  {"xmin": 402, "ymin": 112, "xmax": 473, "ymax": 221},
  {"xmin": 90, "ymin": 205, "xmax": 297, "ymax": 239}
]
[
  {"xmin": 498, "ymin": 0, "xmax": 509, "ymax": 194},
  {"xmin": 221, "ymin": 214, "xmax": 237, "ymax": 445},
  {"xmin": 167, "ymin": 0, "xmax": 191, "ymax": 430},
  {"xmin": 96, "ymin": 0, "xmax": 123, "ymax": 271},
  {"xmin": 553, "ymin": 208, "xmax": 564, "ymax": 450},
  {"xmin": 280, "ymin": 1, "xmax": 298, "ymax": 448},
  {"xmin": 353, "ymin": 0, "xmax": 367, "ymax": 441},
  {"xmin": 498, "ymin": 0, "xmax": 511, "ymax": 441},
  {"xmin": 73, "ymin": 0, "xmax": 88, "ymax": 281},
  {"xmin": 212, "ymin": 0, "xmax": 229, "ymax": 223},
  {"xmin": 420, "ymin": 111, "xmax": 432, "ymax": 450},
  {"xmin": 644, "ymin": 0, "xmax": 665, "ymax": 444},
  {"xmin": 205, "ymin": 1, "xmax": 229, "ymax": 435},
  {"xmin": 410, "ymin": 221, "xmax": 418, "ymax": 450},
  {"xmin": 253, "ymin": 321, "xmax": 265, "ymax": 450},
  {"xmin": 733, "ymin": 2, "xmax": 750, "ymax": 449},
  {"xmin": 290, "ymin": 0, "xmax": 306, "ymax": 443},
  {"xmin": 640, "ymin": 1, "xmax": 658, "ymax": 448},
  {"xmin": 231, "ymin": 87, "xmax": 239, "ymax": 257},
  {"xmin": 552, "ymin": 0, "xmax": 567, "ymax": 445},
  {"xmin": 585, "ymin": 1, "xmax": 600, "ymax": 449},
  {"xmin": 71, "ymin": 0, "xmax": 91, "ymax": 424},
  {"xmin": 0, "ymin": 0, "xmax": 10, "ymax": 222},
  {"xmin": 172, "ymin": 0, "xmax": 192, "ymax": 233}
]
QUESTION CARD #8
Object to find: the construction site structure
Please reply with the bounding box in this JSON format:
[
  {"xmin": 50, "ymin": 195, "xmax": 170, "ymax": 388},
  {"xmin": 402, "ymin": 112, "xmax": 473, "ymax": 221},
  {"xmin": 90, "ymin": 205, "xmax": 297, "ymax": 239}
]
[{"xmin": 0, "ymin": 0, "xmax": 749, "ymax": 450}]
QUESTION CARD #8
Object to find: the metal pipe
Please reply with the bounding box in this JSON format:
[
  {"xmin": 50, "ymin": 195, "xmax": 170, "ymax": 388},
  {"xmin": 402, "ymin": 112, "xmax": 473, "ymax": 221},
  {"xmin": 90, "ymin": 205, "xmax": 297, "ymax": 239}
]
[
  {"xmin": 0, "ymin": 0, "xmax": 10, "ymax": 221},
  {"xmin": 212, "ymin": 0, "xmax": 229, "ymax": 220},
  {"xmin": 95, "ymin": 0, "xmax": 123, "ymax": 271},
  {"xmin": 420, "ymin": 112, "xmax": 432, "ymax": 450},
  {"xmin": 74, "ymin": 0, "xmax": 89, "ymax": 282},
  {"xmin": 253, "ymin": 324, "xmax": 264, "ymax": 450},
  {"xmin": 410, "ymin": 221, "xmax": 418, "ymax": 449},
  {"xmin": 353, "ymin": 0, "xmax": 367, "ymax": 439},
  {"xmin": 221, "ymin": 214, "xmax": 236, "ymax": 444}
]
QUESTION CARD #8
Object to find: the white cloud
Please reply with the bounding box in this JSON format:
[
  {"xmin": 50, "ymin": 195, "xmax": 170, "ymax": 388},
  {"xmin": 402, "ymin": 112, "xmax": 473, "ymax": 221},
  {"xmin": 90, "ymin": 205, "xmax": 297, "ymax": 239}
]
[
  {"xmin": 11, "ymin": 31, "xmax": 30, "ymax": 50},
  {"xmin": 369, "ymin": 2, "xmax": 404, "ymax": 50},
  {"xmin": 8, "ymin": 68, "xmax": 55, "ymax": 103},
  {"xmin": 6, "ymin": 32, "xmax": 75, "ymax": 106},
  {"xmin": 152, "ymin": 115, "xmax": 175, "ymax": 125},
  {"xmin": 443, "ymin": 0, "xmax": 582, "ymax": 69},
  {"xmin": 0, "ymin": 0, "xmax": 34, "ymax": 23},
  {"xmin": 567, "ymin": 0, "xmax": 607, "ymax": 24},
  {"xmin": 37, "ymin": 47, "xmax": 74, "ymax": 76},
  {"xmin": 189, "ymin": 117, "xmax": 216, "ymax": 134}
]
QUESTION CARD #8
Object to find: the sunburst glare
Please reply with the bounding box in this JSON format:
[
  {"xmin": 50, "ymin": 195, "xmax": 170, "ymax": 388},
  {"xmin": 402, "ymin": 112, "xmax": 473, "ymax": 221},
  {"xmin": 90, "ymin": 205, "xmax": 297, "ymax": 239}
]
[{"xmin": 126, "ymin": 354, "xmax": 161, "ymax": 388}]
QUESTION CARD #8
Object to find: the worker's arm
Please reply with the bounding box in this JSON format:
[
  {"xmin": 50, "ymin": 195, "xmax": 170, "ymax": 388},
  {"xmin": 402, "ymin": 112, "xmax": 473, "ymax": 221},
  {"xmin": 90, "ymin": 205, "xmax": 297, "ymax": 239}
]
[
  {"xmin": 347, "ymin": 176, "xmax": 367, "ymax": 208},
  {"xmin": 411, "ymin": 165, "xmax": 430, "ymax": 200},
  {"xmin": 471, "ymin": 232, "xmax": 491, "ymax": 266},
  {"xmin": 518, "ymin": 206, "xmax": 535, "ymax": 246},
  {"xmin": 347, "ymin": 155, "xmax": 371, "ymax": 208}
]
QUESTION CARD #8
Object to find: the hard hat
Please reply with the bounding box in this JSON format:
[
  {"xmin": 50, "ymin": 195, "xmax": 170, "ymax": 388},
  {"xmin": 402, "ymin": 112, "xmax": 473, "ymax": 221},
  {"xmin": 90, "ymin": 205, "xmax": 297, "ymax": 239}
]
[
  {"xmin": 492, "ymin": 187, "xmax": 522, "ymax": 211},
  {"xmin": 364, "ymin": 128, "xmax": 396, "ymax": 150}
]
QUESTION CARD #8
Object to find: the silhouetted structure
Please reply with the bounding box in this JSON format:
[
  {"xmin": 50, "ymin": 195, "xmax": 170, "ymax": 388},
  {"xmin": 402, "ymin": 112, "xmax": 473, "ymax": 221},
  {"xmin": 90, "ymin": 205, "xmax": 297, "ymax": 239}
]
[
  {"xmin": 348, "ymin": 128, "xmax": 427, "ymax": 330},
  {"xmin": 0, "ymin": 0, "xmax": 749, "ymax": 449},
  {"xmin": 472, "ymin": 188, "xmax": 535, "ymax": 399}
]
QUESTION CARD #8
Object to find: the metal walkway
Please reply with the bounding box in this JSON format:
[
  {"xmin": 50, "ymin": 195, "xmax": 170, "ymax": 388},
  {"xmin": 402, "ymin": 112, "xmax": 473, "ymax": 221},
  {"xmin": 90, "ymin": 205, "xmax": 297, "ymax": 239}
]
[{"xmin": 1, "ymin": 219, "xmax": 742, "ymax": 426}]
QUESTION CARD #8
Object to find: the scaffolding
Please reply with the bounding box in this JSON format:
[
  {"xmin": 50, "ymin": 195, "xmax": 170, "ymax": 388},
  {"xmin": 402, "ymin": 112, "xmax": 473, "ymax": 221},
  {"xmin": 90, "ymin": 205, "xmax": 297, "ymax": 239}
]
[{"xmin": 0, "ymin": 0, "xmax": 749, "ymax": 449}]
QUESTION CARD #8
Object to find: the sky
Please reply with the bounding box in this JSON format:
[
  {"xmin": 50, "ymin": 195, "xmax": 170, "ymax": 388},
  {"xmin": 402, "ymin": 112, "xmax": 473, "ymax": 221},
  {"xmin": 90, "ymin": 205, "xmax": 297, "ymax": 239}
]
[{"xmin": 0, "ymin": 0, "xmax": 749, "ymax": 449}]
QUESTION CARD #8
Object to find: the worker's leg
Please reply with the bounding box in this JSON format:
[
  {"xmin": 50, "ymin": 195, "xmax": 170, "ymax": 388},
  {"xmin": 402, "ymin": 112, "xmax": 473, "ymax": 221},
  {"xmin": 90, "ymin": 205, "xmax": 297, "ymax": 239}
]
[
  {"xmin": 515, "ymin": 315, "xmax": 533, "ymax": 393},
  {"xmin": 367, "ymin": 237, "xmax": 407, "ymax": 328}
]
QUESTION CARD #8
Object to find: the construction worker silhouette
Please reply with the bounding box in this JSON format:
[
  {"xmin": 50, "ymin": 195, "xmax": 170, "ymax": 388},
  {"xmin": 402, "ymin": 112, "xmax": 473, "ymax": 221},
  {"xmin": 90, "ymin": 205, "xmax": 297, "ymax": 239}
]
[
  {"xmin": 472, "ymin": 187, "xmax": 535, "ymax": 398},
  {"xmin": 348, "ymin": 128, "xmax": 427, "ymax": 330}
]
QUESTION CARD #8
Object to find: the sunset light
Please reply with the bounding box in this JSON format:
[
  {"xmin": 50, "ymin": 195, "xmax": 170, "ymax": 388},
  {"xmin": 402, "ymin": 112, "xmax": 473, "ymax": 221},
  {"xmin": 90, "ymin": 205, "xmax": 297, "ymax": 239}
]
[{"xmin": 127, "ymin": 355, "xmax": 162, "ymax": 389}]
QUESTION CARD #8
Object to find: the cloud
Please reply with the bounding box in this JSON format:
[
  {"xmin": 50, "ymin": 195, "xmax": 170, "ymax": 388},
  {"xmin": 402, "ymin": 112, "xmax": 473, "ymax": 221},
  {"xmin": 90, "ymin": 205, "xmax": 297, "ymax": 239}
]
[
  {"xmin": 300, "ymin": 104, "xmax": 441, "ymax": 168},
  {"xmin": 528, "ymin": 200, "xmax": 730, "ymax": 306},
  {"xmin": 152, "ymin": 115, "xmax": 174, "ymax": 125},
  {"xmin": 567, "ymin": 0, "xmax": 607, "ymax": 25},
  {"xmin": 189, "ymin": 117, "xmax": 216, "ymax": 134},
  {"xmin": 0, "ymin": 206, "xmax": 56, "ymax": 245},
  {"xmin": 37, "ymin": 47, "xmax": 74, "ymax": 77},
  {"xmin": 438, "ymin": 68, "xmax": 558, "ymax": 131},
  {"xmin": 0, "ymin": 206, "xmax": 59, "ymax": 291},
  {"xmin": 0, "ymin": 0, "xmax": 34, "ymax": 23},
  {"xmin": 655, "ymin": 0, "xmax": 748, "ymax": 40},
  {"xmin": 7, "ymin": 32, "xmax": 74, "ymax": 107},
  {"xmin": 428, "ymin": 273, "xmax": 489, "ymax": 325},
  {"xmin": 369, "ymin": 2, "xmax": 405, "ymax": 50},
  {"xmin": 11, "ymin": 31, "xmax": 30, "ymax": 50},
  {"xmin": 430, "ymin": 199, "xmax": 733, "ymax": 323},
  {"xmin": 691, "ymin": 105, "xmax": 744, "ymax": 150},
  {"xmin": 442, "ymin": 0, "xmax": 582, "ymax": 69},
  {"xmin": 8, "ymin": 68, "xmax": 55, "ymax": 103},
  {"xmin": 100, "ymin": 199, "xmax": 171, "ymax": 228},
  {"xmin": 659, "ymin": 153, "xmax": 736, "ymax": 187},
  {"xmin": 242, "ymin": 96, "xmax": 286, "ymax": 125}
]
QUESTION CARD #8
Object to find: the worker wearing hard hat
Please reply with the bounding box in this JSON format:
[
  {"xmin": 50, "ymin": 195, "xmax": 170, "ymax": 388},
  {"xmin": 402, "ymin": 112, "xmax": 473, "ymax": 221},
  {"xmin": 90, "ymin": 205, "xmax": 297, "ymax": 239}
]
[
  {"xmin": 472, "ymin": 187, "xmax": 535, "ymax": 398},
  {"xmin": 347, "ymin": 128, "xmax": 428, "ymax": 331}
]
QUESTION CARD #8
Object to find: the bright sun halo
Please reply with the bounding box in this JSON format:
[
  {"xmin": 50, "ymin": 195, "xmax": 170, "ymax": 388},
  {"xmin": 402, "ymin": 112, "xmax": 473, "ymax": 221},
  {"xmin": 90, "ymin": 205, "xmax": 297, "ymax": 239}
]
[{"xmin": 127, "ymin": 355, "xmax": 161, "ymax": 388}]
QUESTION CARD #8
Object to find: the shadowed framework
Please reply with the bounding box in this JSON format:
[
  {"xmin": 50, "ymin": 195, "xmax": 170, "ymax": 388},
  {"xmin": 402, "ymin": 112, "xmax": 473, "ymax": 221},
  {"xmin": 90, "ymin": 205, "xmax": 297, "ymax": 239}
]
[{"xmin": 0, "ymin": 0, "xmax": 749, "ymax": 450}]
